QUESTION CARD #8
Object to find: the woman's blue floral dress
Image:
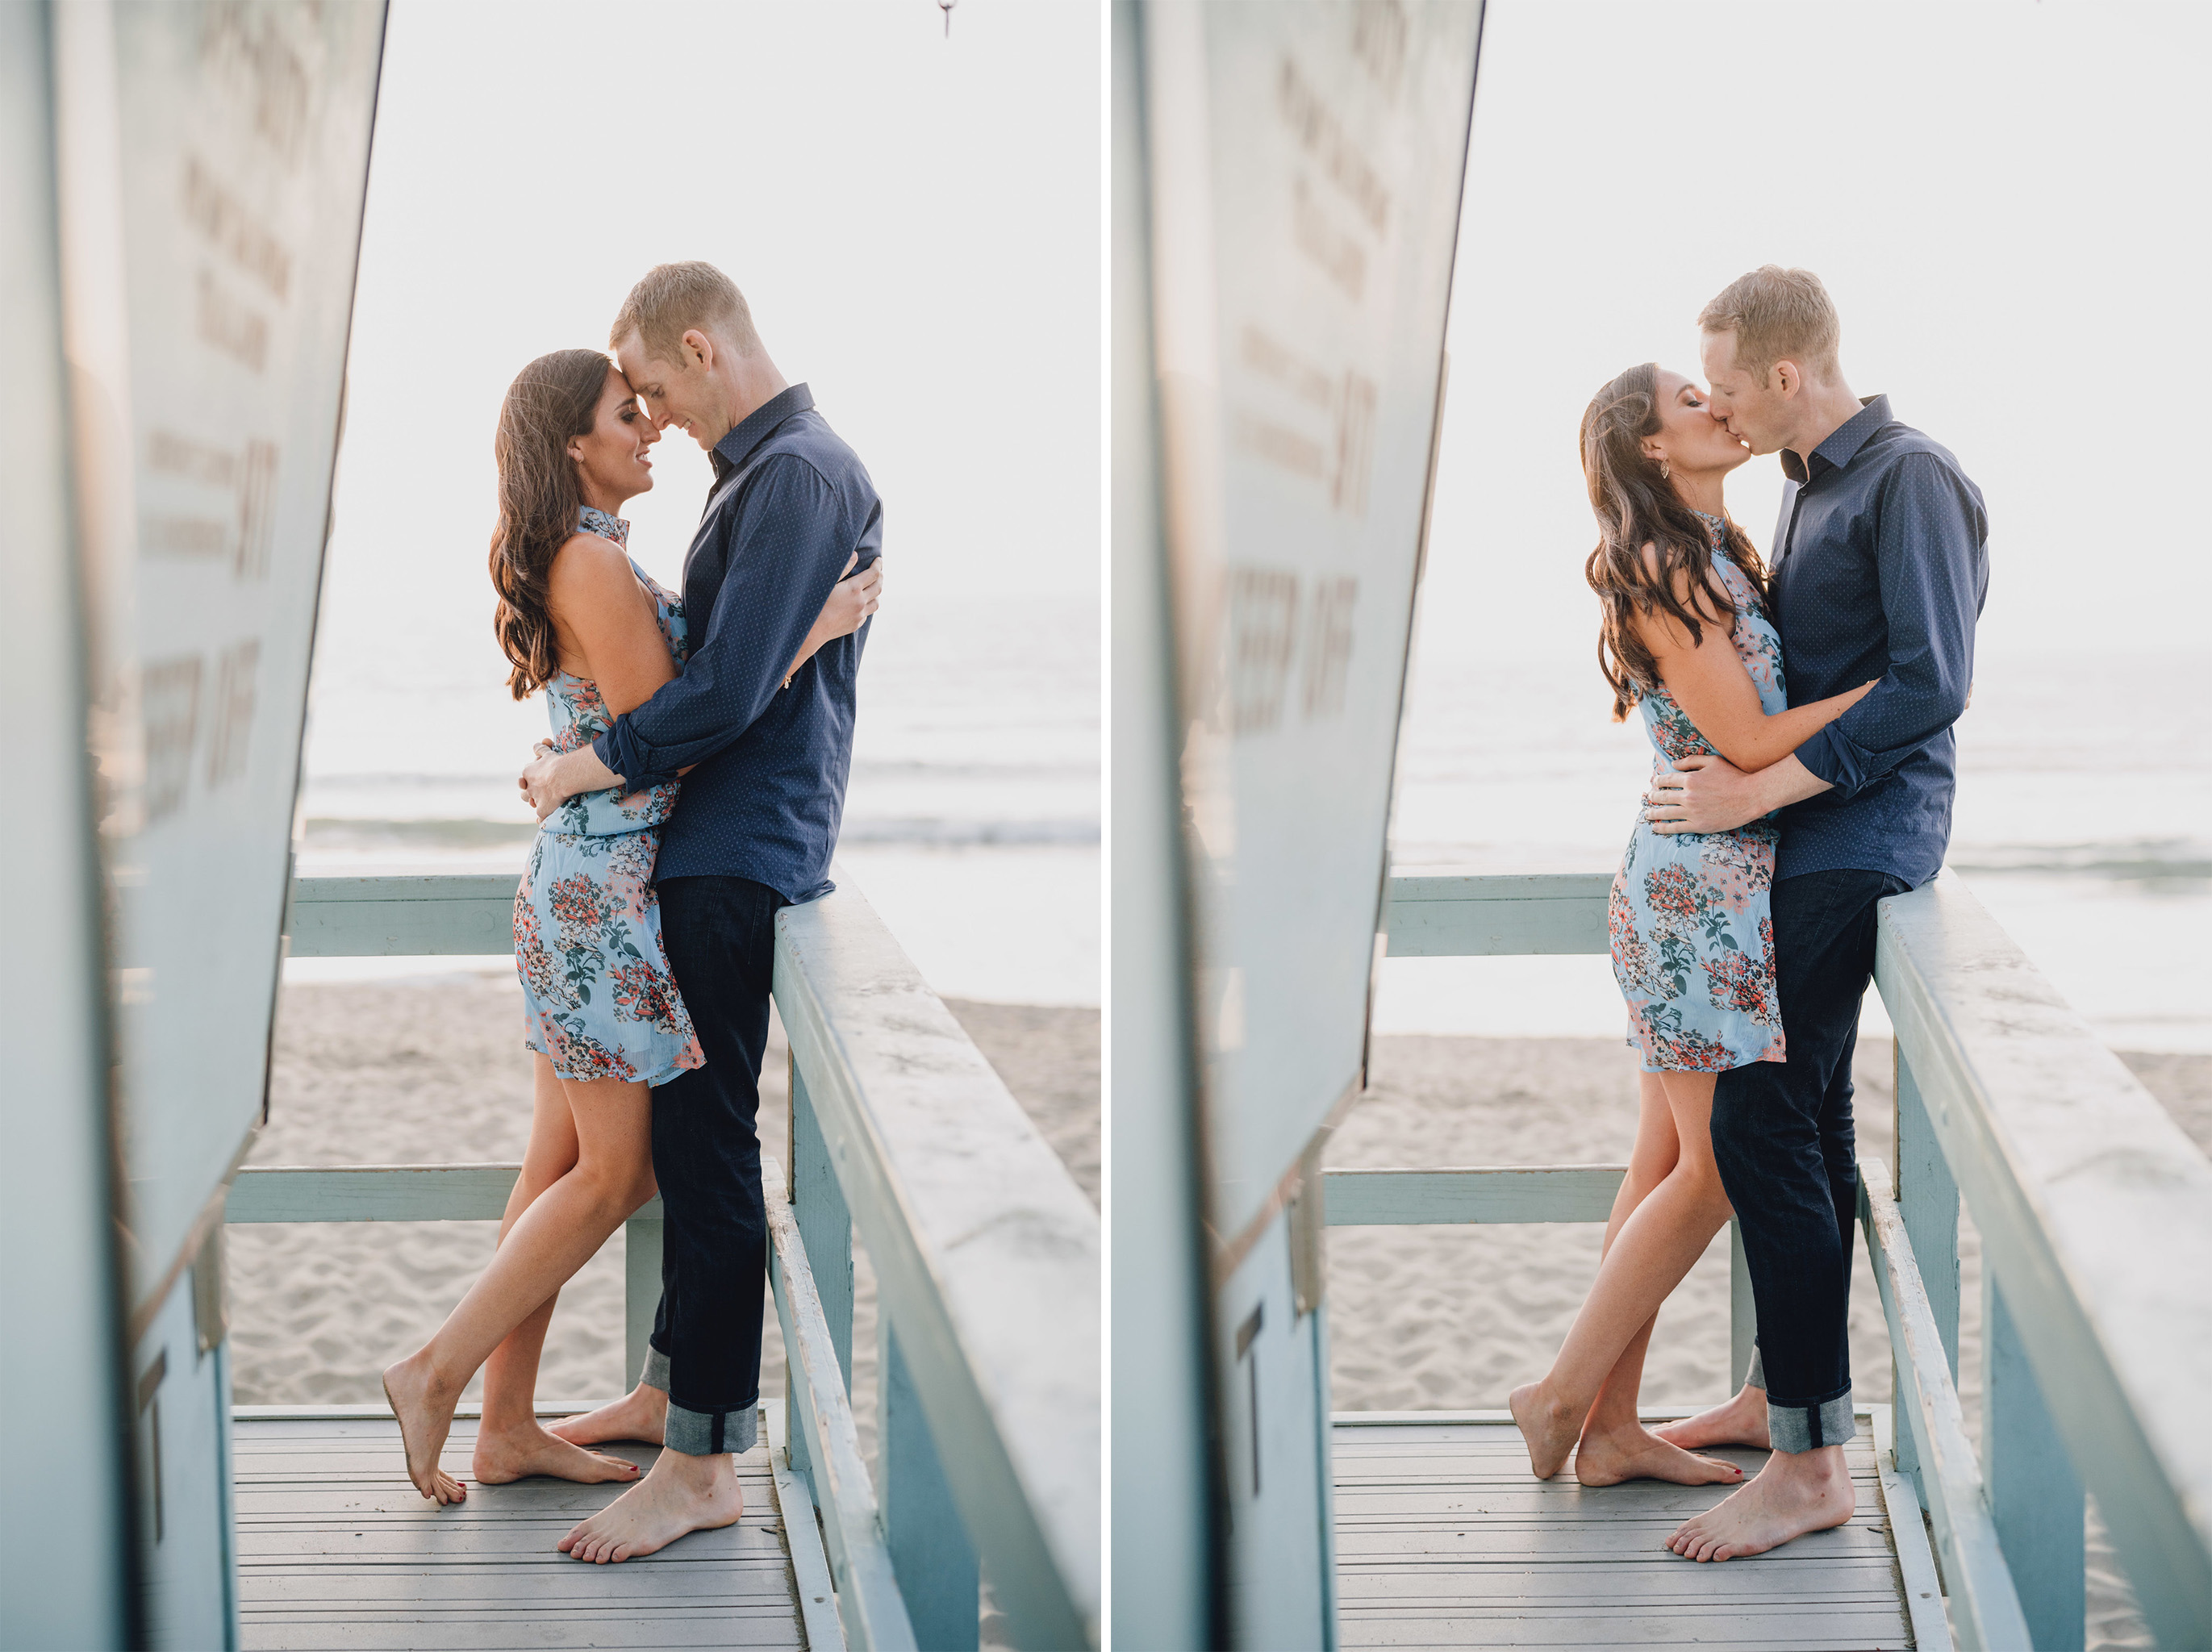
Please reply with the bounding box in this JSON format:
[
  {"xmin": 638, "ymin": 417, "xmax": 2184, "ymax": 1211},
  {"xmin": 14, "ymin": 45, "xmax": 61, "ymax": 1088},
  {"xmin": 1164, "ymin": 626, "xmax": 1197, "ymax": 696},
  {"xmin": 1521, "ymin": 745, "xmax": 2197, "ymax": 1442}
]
[
  {"xmin": 514, "ymin": 507, "xmax": 703, "ymax": 1085},
  {"xmin": 1609, "ymin": 513, "xmax": 1787, "ymax": 1073}
]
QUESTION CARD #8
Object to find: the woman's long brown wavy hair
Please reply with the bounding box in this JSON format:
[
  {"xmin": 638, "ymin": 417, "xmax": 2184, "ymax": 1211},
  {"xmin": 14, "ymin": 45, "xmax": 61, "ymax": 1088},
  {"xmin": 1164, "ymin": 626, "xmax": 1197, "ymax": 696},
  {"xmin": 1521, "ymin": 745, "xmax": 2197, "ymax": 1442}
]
[
  {"xmin": 490, "ymin": 348, "xmax": 613, "ymax": 699},
  {"xmin": 1580, "ymin": 361, "xmax": 1769, "ymax": 720}
]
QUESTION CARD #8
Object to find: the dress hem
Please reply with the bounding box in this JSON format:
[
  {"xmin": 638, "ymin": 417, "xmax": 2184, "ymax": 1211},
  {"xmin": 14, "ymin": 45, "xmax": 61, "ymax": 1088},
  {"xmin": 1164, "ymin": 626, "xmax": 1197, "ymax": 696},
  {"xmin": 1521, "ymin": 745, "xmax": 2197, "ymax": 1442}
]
[{"xmin": 522, "ymin": 1036, "xmax": 706, "ymax": 1090}]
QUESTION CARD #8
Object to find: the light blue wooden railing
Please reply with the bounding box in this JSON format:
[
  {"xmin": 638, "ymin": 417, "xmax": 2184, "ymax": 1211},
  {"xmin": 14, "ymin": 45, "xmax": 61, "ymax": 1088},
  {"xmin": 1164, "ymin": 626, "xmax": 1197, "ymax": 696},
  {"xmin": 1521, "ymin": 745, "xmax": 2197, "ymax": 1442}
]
[
  {"xmin": 228, "ymin": 873, "xmax": 1101, "ymax": 1652},
  {"xmin": 1339, "ymin": 870, "xmax": 2212, "ymax": 1652}
]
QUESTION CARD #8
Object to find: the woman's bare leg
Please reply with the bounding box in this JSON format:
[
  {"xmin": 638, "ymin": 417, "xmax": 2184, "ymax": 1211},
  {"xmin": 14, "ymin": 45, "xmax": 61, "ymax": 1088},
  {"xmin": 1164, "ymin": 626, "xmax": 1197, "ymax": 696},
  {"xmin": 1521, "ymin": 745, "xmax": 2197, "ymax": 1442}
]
[
  {"xmin": 467, "ymin": 1058, "xmax": 643, "ymax": 1486},
  {"xmin": 1571, "ymin": 1073, "xmax": 1747, "ymax": 1485},
  {"xmin": 1577, "ymin": 1075, "xmax": 1676, "ymax": 1436},
  {"xmin": 382, "ymin": 1062, "xmax": 657, "ymax": 1502},
  {"xmin": 1509, "ymin": 1068, "xmax": 1738, "ymax": 1479}
]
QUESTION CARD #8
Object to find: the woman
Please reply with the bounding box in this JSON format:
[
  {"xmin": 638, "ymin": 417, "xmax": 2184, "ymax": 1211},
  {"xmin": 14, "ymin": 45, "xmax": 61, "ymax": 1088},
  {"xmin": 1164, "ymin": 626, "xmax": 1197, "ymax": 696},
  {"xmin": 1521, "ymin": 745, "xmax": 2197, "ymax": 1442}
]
[
  {"xmin": 1506, "ymin": 363, "xmax": 1874, "ymax": 1487},
  {"xmin": 382, "ymin": 348, "xmax": 879, "ymax": 1504}
]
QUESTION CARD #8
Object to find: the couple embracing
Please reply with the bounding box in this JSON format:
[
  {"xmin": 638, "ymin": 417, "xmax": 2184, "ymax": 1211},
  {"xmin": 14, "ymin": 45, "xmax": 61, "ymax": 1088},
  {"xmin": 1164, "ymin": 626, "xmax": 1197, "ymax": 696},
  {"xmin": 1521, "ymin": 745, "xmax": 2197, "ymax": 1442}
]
[
  {"xmin": 1509, "ymin": 266, "xmax": 1989, "ymax": 1562},
  {"xmin": 379, "ymin": 261, "xmax": 885, "ymax": 1563}
]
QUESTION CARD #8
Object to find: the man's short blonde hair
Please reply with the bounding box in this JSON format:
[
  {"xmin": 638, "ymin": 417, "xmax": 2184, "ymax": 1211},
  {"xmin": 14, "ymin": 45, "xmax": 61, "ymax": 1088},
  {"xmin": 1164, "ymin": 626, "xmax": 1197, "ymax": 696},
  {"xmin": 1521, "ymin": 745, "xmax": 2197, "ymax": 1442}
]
[
  {"xmin": 1698, "ymin": 265, "xmax": 1840, "ymax": 386},
  {"xmin": 609, "ymin": 261, "xmax": 762, "ymax": 364}
]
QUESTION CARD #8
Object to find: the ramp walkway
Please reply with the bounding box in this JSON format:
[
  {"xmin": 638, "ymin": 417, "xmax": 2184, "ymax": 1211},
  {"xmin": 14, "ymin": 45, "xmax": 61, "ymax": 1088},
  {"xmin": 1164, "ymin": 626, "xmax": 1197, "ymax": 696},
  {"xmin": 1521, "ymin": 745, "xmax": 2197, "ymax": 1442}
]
[
  {"xmin": 1333, "ymin": 1410, "xmax": 1933, "ymax": 1651},
  {"xmin": 225, "ymin": 874, "xmax": 1101, "ymax": 1651},
  {"xmin": 232, "ymin": 1408, "xmax": 818, "ymax": 1651}
]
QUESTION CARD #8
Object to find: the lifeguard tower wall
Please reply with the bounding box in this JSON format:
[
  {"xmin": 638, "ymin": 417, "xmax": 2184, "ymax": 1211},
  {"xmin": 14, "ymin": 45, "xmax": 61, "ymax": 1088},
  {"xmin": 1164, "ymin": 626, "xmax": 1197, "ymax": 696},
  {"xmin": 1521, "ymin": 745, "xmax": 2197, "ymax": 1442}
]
[{"xmin": 2, "ymin": 5, "xmax": 384, "ymax": 1646}]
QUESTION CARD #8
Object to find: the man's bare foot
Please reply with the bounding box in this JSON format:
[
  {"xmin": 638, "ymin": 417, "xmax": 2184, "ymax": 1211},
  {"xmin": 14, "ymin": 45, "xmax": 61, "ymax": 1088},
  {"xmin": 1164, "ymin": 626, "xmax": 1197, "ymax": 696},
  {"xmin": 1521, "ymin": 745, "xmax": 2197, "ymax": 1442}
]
[
  {"xmin": 1574, "ymin": 1423, "xmax": 1746, "ymax": 1487},
  {"xmin": 1667, "ymin": 1445, "xmax": 1855, "ymax": 1561},
  {"xmin": 558, "ymin": 1448, "xmax": 742, "ymax": 1563},
  {"xmin": 1508, "ymin": 1381, "xmax": 1583, "ymax": 1480},
  {"xmin": 382, "ymin": 1352, "xmax": 465, "ymax": 1506},
  {"xmin": 1652, "ymin": 1385, "xmax": 1770, "ymax": 1451},
  {"xmin": 548, "ymin": 1383, "xmax": 667, "ymax": 1447},
  {"xmin": 472, "ymin": 1420, "xmax": 642, "ymax": 1486}
]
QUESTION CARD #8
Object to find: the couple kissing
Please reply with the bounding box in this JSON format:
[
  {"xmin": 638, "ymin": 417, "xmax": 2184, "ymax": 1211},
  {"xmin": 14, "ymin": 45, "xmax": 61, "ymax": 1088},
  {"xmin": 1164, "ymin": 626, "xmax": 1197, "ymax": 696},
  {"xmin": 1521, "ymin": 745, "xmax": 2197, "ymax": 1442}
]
[{"xmin": 1508, "ymin": 265, "xmax": 1989, "ymax": 1564}]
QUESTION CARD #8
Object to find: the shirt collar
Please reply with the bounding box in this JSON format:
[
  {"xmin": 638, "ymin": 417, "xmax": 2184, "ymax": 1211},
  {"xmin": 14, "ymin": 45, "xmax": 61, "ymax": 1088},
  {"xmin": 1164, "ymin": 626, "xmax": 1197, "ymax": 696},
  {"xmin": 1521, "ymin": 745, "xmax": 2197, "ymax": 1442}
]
[
  {"xmin": 711, "ymin": 382, "xmax": 815, "ymax": 479},
  {"xmin": 1780, "ymin": 394, "xmax": 1891, "ymax": 485},
  {"xmin": 577, "ymin": 504, "xmax": 629, "ymax": 546}
]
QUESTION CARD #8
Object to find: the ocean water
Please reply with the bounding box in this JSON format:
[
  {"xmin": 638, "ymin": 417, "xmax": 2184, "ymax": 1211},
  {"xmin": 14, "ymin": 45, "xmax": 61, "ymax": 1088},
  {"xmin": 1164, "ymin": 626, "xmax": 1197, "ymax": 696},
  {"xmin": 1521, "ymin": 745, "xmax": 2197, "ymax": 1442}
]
[
  {"xmin": 1378, "ymin": 639, "xmax": 2212, "ymax": 1054},
  {"xmin": 292, "ymin": 582, "xmax": 1101, "ymax": 1007}
]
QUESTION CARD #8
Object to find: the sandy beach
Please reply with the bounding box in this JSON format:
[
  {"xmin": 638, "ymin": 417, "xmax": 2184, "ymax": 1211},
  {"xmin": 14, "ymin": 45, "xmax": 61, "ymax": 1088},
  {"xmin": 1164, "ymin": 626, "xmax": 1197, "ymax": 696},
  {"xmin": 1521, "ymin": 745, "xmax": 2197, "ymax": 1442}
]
[
  {"xmin": 232, "ymin": 975, "xmax": 2202, "ymax": 1648},
  {"xmin": 231, "ymin": 973, "xmax": 1100, "ymax": 1446},
  {"xmin": 1326, "ymin": 1032, "xmax": 2212, "ymax": 1652}
]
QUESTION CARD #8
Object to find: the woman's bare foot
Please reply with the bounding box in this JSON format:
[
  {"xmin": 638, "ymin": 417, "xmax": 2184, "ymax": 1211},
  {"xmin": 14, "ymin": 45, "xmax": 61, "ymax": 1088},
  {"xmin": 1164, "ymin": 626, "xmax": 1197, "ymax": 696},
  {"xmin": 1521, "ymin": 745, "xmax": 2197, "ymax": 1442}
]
[
  {"xmin": 381, "ymin": 1353, "xmax": 465, "ymax": 1506},
  {"xmin": 472, "ymin": 1420, "xmax": 642, "ymax": 1486},
  {"xmin": 1651, "ymin": 1385, "xmax": 1769, "ymax": 1451},
  {"xmin": 1573, "ymin": 1423, "xmax": 1745, "ymax": 1487},
  {"xmin": 1509, "ymin": 1381, "xmax": 1583, "ymax": 1480},
  {"xmin": 1667, "ymin": 1445, "xmax": 1855, "ymax": 1561},
  {"xmin": 558, "ymin": 1448, "xmax": 742, "ymax": 1563},
  {"xmin": 548, "ymin": 1383, "xmax": 667, "ymax": 1447}
]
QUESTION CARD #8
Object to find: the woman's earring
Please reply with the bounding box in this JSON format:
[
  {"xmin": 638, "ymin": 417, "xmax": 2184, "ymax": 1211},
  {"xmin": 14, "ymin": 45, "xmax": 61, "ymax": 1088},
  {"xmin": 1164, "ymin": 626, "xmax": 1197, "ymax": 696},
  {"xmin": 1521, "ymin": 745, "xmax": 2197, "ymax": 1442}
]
[{"xmin": 1659, "ymin": 458, "xmax": 1672, "ymax": 480}]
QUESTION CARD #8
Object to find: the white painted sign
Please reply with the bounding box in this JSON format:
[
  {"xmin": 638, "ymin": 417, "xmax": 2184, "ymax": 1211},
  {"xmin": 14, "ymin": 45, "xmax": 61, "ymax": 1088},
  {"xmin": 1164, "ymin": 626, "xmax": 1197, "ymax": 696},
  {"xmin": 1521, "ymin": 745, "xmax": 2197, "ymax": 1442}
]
[
  {"xmin": 59, "ymin": 0, "xmax": 386, "ymax": 1312},
  {"xmin": 1145, "ymin": 0, "xmax": 1480, "ymax": 1245}
]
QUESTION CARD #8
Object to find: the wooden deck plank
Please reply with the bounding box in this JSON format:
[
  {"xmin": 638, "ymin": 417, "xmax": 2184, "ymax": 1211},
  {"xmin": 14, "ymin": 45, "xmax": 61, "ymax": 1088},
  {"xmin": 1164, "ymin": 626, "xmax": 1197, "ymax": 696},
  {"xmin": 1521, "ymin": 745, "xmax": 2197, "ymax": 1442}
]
[
  {"xmin": 235, "ymin": 1415, "xmax": 810, "ymax": 1652},
  {"xmin": 234, "ymin": 1621, "xmax": 802, "ymax": 1650},
  {"xmin": 1333, "ymin": 1416, "xmax": 1914, "ymax": 1651}
]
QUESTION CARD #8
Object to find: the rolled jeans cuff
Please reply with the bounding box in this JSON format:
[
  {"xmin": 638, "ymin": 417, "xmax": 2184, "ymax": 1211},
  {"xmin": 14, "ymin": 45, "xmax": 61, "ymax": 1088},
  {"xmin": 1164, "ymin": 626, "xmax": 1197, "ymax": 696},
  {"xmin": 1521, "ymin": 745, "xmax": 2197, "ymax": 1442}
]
[
  {"xmin": 1746, "ymin": 1345, "xmax": 1764, "ymax": 1391},
  {"xmin": 666, "ymin": 1399, "xmax": 758, "ymax": 1458},
  {"xmin": 1766, "ymin": 1385, "xmax": 1855, "ymax": 1454},
  {"xmin": 639, "ymin": 1343, "xmax": 671, "ymax": 1392}
]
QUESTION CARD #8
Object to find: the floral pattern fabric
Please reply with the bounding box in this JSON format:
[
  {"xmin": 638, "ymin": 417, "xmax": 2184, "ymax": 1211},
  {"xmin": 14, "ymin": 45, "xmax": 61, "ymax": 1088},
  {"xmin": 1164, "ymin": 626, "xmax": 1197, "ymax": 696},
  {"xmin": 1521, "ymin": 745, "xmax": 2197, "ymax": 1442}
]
[
  {"xmin": 515, "ymin": 509, "xmax": 704, "ymax": 1085},
  {"xmin": 1610, "ymin": 514, "xmax": 1787, "ymax": 1072}
]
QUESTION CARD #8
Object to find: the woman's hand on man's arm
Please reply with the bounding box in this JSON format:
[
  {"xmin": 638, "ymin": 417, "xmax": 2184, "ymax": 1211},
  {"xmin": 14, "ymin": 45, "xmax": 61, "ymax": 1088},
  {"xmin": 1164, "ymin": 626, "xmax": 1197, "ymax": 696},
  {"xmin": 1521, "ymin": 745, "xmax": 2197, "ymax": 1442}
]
[
  {"xmin": 783, "ymin": 552, "xmax": 883, "ymax": 686},
  {"xmin": 519, "ymin": 745, "xmax": 621, "ymax": 820},
  {"xmin": 1645, "ymin": 752, "xmax": 1832, "ymax": 835}
]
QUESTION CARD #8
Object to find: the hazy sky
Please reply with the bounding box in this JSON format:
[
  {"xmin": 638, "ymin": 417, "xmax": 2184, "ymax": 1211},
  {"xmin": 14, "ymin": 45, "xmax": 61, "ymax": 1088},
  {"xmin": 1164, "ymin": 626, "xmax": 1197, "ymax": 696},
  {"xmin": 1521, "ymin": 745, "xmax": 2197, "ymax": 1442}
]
[
  {"xmin": 1418, "ymin": 0, "xmax": 2209, "ymax": 670},
  {"xmin": 319, "ymin": 0, "xmax": 1101, "ymax": 686}
]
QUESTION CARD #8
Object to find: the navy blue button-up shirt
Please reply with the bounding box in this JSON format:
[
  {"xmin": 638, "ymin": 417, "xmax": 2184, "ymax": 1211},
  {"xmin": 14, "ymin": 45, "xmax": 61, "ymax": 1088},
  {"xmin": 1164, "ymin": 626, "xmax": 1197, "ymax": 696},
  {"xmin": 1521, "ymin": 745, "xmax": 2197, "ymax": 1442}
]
[
  {"xmin": 593, "ymin": 384, "xmax": 880, "ymax": 900},
  {"xmin": 1770, "ymin": 394, "xmax": 1987, "ymax": 886}
]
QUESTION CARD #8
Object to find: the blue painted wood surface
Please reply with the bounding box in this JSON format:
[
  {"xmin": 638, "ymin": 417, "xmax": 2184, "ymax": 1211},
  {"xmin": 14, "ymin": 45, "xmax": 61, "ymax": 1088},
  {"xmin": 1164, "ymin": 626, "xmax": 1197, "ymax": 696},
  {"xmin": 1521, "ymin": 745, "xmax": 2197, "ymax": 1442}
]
[
  {"xmin": 775, "ymin": 890, "xmax": 1099, "ymax": 1650},
  {"xmin": 286, "ymin": 874, "xmax": 515, "ymax": 956},
  {"xmin": 789, "ymin": 1062, "xmax": 854, "ymax": 1490},
  {"xmin": 883, "ymin": 1324, "xmax": 980, "ymax": 1651},
  {"xmin": 621, "ymin": 1215, "xmax": 661, "ymax": 1398},
  {"xmin": 1383, "ymin": 872, "xmax": 1610, "ymax": 957},
  {"xmin": 1321, "ymin": 1165, "xmax": 1622, "ymax": 1225},
  {"xmin": 765, "ymin": 1154, "xmax": 919, "ymax": 1652},
  {"xmin": 1728, "ymin": 1220, "xmax": 1757, "ymax": 1401},
  {"xmin": 1860, "ymin": 1158, "xmax": 2032, "ymax": 1650},
  {"xmin": 1985, "ymin": 1276, "xmax": 2085, "ymax": 1650},
  {"xmin": 1876, "ymin": 873, "xmax": 2212, "ymax": 1649},
  {"xmin": 1893, "ymin": 1049, "xmax": 1959, "ymax": 1500}
]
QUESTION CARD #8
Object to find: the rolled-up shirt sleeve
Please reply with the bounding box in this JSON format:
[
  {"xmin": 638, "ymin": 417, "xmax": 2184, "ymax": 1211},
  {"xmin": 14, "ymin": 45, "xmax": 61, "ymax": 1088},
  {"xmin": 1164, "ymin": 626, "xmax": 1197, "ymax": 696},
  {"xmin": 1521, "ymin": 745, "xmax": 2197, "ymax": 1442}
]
[
  {"xmin": 1793, "ymin": 453, "xmax": 1986, "ymax": 799},
  {"xmin": 593, "ymin": 457, "xmax": 854, "ymax": 788}
]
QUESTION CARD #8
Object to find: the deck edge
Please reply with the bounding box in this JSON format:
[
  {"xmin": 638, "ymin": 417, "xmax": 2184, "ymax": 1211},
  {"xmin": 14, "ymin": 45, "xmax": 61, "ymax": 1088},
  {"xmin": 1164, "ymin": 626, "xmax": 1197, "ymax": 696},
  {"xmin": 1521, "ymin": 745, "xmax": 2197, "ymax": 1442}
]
[
  {"xmin": 1873, "ymin": 1404, "xmax": 1953, "ymax": 1652},
  {"xmin": 766, "ymin": 1399, "xmax": 846, "ymax": 1652}
]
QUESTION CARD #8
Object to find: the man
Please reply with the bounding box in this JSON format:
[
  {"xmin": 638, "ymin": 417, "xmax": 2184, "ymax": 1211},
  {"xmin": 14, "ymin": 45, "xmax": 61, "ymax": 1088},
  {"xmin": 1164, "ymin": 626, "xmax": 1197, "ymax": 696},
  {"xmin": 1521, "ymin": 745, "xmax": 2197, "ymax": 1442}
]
[
  {"xmin": 519, "ymin": 261, "xmax": 882, "ymax": 1562},
  {"xmin": 1644, "ymin": 266, "xmax": 1987, "ymax": 1560}
]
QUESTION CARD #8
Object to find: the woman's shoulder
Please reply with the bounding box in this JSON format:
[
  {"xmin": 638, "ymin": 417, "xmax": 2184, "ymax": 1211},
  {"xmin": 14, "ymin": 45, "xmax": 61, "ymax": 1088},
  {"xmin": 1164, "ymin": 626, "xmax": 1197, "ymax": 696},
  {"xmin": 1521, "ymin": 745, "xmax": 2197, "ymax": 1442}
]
[{"xmin": 548, "ymin": 531, "xmax": 637, "ymax": 587}]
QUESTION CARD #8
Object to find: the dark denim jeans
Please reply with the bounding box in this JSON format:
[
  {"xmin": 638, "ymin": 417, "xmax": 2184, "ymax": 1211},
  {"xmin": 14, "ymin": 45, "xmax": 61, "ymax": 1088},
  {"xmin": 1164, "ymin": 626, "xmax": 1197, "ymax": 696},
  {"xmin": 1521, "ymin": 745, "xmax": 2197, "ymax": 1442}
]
[
  {"xmin": 1712, "ymin": 866, "xmax": 1910, "ymax": 1454},
  {"xmin": 641, "ymin": 875, "xmax": 788, "ymax": 1456}
]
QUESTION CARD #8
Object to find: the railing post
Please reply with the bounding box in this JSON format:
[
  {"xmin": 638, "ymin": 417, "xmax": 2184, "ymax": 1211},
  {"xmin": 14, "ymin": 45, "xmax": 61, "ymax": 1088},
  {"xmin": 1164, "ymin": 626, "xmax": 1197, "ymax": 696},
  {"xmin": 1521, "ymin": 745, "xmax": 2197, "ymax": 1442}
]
[
  {"xmin": 787, "ymin": 1054, "xmax": 853, "ymax": 1486},
  {"xmin": 623, "ymin": 1212, "xmax": 662, "ymax": 1393},
  {"xmin": 882, "ymin": 1320, "xmax": 980, "ymax": 1651},
  {"xmin": 1985, "ymin": 1272, "xmax": 2086, "ymax": 1650},
  {"xmin": 1728, "ymin": 1219, "xmax": 1756, "ymax": 1393},
  {"xmin": 1892, "ymin": 1045, "xmax": 1958, "ymax": 1495}
]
